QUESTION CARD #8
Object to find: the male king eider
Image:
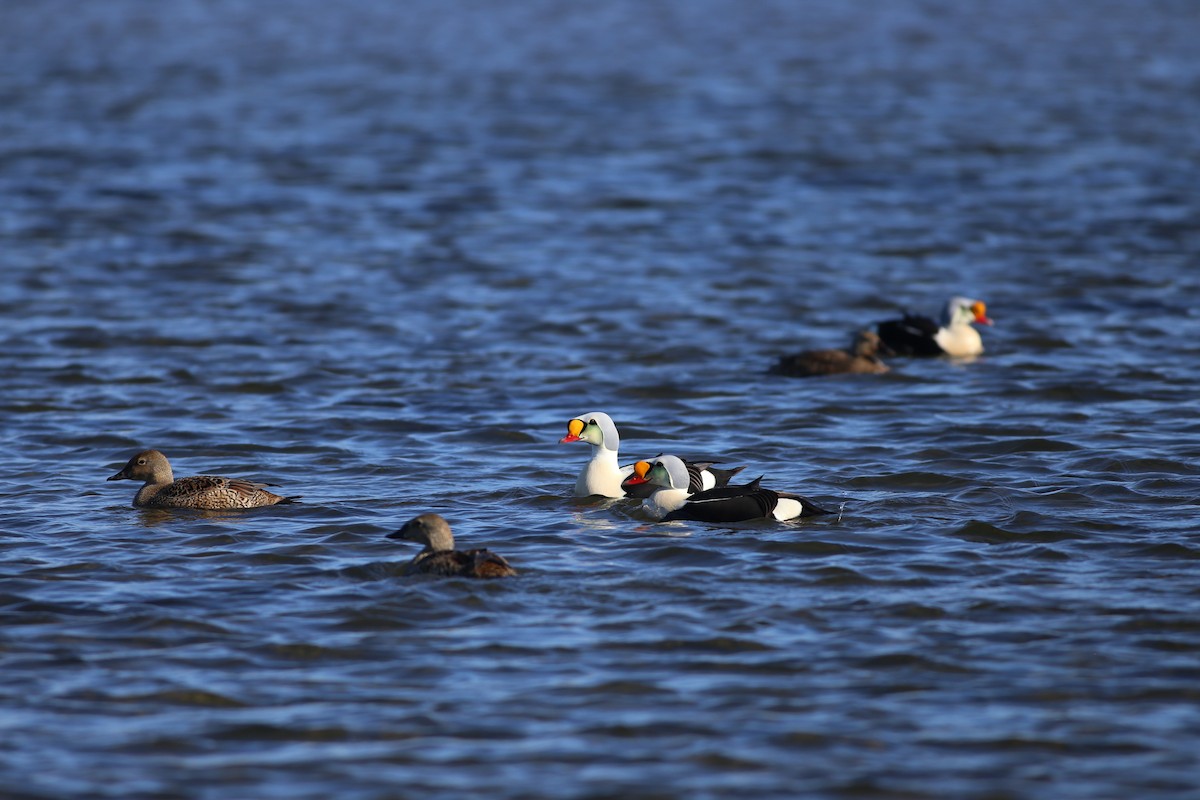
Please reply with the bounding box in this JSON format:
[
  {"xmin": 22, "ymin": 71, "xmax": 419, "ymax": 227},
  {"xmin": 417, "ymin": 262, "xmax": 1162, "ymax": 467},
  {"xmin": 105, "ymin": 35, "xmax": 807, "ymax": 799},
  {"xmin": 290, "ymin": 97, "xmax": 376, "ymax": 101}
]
[
  {"xmin": 771, "ymin": 330, "xmax": 890, "ymax": 377},
  {"xmin": 626, "ymin": 455, "xmax": 834, "ymax": 523},
  {"xmin": 876, "ymin": 296, "xmax": 993, "ymax": 358},
  {"xmin": 107, "ymin": 449, "xmax": 298, "ymax": 509},
  {"xmin": 559, "ymin": 411, "xmax": 743, "ymax": 498},
  {"xmin": 388, "ymin": 513, "xmax": 517, "ymax": 578}
]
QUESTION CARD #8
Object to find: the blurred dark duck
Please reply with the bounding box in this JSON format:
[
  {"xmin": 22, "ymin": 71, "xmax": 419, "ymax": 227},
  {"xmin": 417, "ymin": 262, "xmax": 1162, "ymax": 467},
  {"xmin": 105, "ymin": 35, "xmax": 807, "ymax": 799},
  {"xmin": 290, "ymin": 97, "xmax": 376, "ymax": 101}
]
[
  {"xmin": 107, "ymin": 449, "xmax": 297, "ymax": 509},
  {"xmin": 771, "ymin": 330, "xmax": 890, "ymax": 377},
  {"xmin": 388, "ymin": 513, "xmax": 517, "ymax": 578}
]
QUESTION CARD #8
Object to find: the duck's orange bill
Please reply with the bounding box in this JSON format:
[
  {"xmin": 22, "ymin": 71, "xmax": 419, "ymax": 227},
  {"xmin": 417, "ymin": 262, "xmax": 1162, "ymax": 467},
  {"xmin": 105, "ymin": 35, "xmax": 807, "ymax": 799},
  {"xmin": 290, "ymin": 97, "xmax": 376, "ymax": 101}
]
[
  {"xmin": 971, "ymin": 301, "xmax": 993, "ymax": 326},
  {"xmin": 624, "ymin": 460, "xmax": 652, "ymax": 485},
  {"xmin": 559, "ymin": 418, "xmax": 585, "ymax": 443}
]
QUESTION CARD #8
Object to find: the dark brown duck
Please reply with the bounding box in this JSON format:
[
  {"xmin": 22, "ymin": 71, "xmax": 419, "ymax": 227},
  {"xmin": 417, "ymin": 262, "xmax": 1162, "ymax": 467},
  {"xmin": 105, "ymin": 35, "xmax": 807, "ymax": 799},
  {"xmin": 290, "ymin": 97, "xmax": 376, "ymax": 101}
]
[
  {"xmin": 388, "ymin": 513, "xmax": 517, "ymax": 579},
  {"xmin": 772, "ymin": 330, "xmax": 890, "ymax": 377}
]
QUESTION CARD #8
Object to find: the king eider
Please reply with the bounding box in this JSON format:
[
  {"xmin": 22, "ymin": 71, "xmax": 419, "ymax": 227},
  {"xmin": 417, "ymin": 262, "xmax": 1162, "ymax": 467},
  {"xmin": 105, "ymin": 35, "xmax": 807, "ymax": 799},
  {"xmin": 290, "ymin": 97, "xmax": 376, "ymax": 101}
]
[
  {"xmin": 877, "ymin": 297, "xmax": 992, "ymax": 358},
  {"xmin": 626, "ymin": 455, "xmax": 834, "ymax": 523}
]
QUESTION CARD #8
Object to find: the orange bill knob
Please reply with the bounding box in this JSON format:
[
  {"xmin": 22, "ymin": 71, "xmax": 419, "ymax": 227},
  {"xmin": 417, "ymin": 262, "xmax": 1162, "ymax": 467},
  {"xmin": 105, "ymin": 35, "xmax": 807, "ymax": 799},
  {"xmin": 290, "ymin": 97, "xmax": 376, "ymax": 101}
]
[
  {"xmin": 624, "ymin": 460, "xmax": 652, "ymax": 485},
  {"xmin": 971, "ymin": 301, "xmax": 993, "ymax": 326},
  {"xmin": 559, "ymin": 418, "xmax": 586, "ymax": 443}
]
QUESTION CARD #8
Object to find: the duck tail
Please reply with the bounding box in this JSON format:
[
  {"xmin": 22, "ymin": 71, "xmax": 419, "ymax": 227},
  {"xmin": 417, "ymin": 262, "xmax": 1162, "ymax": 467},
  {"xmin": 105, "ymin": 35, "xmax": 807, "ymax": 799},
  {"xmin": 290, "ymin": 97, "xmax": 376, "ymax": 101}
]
[{"xmin": 778, "ymin": 492, "xmax": 838, "ymax": 516}]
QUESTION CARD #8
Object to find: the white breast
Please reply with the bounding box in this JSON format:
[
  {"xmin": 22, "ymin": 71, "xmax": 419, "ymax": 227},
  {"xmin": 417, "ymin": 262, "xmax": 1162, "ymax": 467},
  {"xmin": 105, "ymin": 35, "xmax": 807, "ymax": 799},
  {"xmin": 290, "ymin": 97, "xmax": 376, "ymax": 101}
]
[
  {"xmin": 934, "ymin": 324, "xmax": 983, "ymax": 358},
  {"xmin": 642, "ymin": 488, "xmax": 690, "ymax": 520},
  {"xmin": 575, "ymin": 448, "xmax": 632, "ymax": 498}
]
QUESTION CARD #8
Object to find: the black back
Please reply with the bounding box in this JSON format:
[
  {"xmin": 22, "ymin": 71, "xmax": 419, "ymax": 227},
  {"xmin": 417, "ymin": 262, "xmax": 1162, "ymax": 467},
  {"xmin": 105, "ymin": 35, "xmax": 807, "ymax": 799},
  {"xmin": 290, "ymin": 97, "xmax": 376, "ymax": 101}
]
[
  {"xmin": 662, "ymin": 485, "xmax": 779, "ymax": 523},
  {"xmin": 877, "ymin": 313, "xmax": 943, "ymax": 356}
]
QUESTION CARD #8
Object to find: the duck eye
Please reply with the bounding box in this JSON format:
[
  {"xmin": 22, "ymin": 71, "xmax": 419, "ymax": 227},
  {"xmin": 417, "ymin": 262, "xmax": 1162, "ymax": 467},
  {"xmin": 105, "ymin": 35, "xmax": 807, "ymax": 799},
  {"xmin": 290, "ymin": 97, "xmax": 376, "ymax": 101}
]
[{"xmin": 137, "ymin": 458, "xmax": 146, "ymax": 465}]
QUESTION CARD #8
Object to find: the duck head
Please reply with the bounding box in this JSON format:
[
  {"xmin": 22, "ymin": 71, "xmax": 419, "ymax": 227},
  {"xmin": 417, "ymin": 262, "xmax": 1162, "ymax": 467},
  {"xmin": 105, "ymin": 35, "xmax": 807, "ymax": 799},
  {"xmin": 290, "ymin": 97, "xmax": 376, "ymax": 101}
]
[
  {"xmin": 626, "ymin": 455, "xmax": 690, "ymax": 491},
  {"xmin": 942, "ymin": 297, "xmax": 993, "ymax": 327},
  {"xmin": 850, "ymin": 330, "xmax": 884, "ymax": 357},
  {"xmin": 389, "ymin": 512, "xmax": 456, "ymax": 551},
  {"xmin": 559, "ymin": 411, "xmax": 620, "ymax": 452},
  {"xmin": 108, "ymin": 449, "xmax": 174, "ymax": 484}
]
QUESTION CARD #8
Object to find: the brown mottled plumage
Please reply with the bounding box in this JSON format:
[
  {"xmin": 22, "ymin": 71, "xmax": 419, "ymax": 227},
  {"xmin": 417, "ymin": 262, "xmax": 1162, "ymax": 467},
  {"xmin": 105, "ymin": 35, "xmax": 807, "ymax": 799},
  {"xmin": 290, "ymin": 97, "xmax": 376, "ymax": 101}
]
[
  {"xmin": 388, "ymin": 513, "xmax": 517, "ymax": 579},
  {"xmin": 771, "ymin": 330, "xmax": 890, "ymax": 377},
  {"xmin": 107, "ymin": 449, "xmax": 297, "ymax": 510}
]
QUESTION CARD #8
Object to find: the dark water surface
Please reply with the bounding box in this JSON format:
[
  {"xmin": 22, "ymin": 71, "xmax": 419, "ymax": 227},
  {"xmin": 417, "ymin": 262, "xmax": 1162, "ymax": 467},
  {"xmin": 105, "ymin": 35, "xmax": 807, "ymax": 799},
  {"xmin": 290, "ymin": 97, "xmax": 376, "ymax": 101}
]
[{"xmin": 3, "ymin": 1, "xmax": 1200, "ymax": 797}]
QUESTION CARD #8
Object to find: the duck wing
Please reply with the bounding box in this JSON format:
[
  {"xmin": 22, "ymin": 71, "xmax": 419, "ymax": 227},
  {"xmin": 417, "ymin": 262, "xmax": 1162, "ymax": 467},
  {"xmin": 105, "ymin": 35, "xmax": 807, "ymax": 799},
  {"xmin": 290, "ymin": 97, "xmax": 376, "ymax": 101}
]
[
  {"xmin": 877, "ymin": 313, "xmax": 943, "ymax": 356},
  {"xmin": 407, "ymin": 551, "xmax": 467, "ymax": 576},
  {"xmin": 153, "ymin": 475, "xmax": 290, "ymax": 508},
  {"xmin": 776, "ymin": 491, "xmax": 837, "ymax": 516},
  {"xmin": 771, "ymin": 347, "xmax": 856, "ymax": 377},
  {"xmin": 158, "ymin": 476, "xmax": 229, "ymax": 498},
  {"xmin": 409, "ymin": 549, "xmax": 516, "ymax": 578},
  {"xmin": 662, "ymin": 485, "xmax": 780, "ymax": 523},
  {"xmin": 684, "ymin": 461, "xmax": 747, "ymax": 492},
  {"xmin": 466, "ymin": 549, "xmax": 518, "ymax": 578}
]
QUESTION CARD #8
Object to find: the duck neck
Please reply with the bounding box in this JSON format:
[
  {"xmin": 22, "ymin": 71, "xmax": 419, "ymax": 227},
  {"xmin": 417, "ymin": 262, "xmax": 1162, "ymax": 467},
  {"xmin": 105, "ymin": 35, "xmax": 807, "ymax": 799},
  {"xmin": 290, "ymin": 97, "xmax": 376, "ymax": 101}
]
[
  {"xmin": 423, "ymin": 534, "xmax": 455, "ymax": 552},
  {"xmin": 134, "ymin": 484, "xmax": 163, "ymax": 506},
  {"xmin": 577, "ymin": 444, "xmax": 625, "ymax": 497},
  {"xmin": 644, "ymin": 487, "xmax": 690, "ymax": 519}
]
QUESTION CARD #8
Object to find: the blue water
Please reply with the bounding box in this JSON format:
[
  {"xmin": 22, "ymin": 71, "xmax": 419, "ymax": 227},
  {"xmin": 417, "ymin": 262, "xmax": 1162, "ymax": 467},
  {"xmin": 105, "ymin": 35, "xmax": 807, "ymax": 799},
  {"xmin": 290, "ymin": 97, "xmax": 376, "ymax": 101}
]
[{"xmin": 2, "ymin": 1, "xmax": 1200, "ymax": 797}]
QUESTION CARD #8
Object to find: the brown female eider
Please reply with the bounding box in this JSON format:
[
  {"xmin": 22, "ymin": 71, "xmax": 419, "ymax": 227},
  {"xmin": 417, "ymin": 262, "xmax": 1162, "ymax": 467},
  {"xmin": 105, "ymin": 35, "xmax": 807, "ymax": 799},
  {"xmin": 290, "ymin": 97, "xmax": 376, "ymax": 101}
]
[
  {"xmin": 388, "ymin": 513, "xmax": 517, "ymax": 578},
  {"xmin": 107, "ymin": 449, "xmax": 297, "ymax": 509},
  {"xmin": 771, "ymin": 330, "xmax": 890, "ymax": 377}
]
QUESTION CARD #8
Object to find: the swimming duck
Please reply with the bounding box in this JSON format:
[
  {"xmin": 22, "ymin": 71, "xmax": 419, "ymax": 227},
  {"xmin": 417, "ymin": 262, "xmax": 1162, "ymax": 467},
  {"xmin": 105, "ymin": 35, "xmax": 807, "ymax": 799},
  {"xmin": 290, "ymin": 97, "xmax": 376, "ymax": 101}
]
[
  {"xmin": 627, "ymin": 455, "xmax": 833, "ymax": 523},
  {"xmin": 388, "ymin": 513, "xmax": 517, "ymax": 578},
  {"xmin": 771, "ymin": 330, "xmax": 890, "ymax": 377},
  {"xmin": 876, "ymin": 297, "xmax": 993, "ymax": 358},
  {"xmin": 559, "ymin": 411, "xmax": 743, "ymax": 498},
  {"xmin": 107, "ymin": 449, "xmax": 297, "ymax": 509}
]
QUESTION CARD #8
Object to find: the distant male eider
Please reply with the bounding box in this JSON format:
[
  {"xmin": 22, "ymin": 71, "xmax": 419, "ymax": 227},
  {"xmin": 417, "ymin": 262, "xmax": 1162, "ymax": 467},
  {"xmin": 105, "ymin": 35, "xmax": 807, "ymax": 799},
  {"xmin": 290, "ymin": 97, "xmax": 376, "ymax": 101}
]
[
  {"xmin": 771, "ymin": 330, "xmax": 890, "ymax": 377},
  {"xmin": 107, "ymin": 449, "xmax": 297, "ymax": 509},
  {"xmin": 559, "ymin": 411, "xmax": 743, "ymax": 498},
  {"xmin": 388, "ymin": 513, "xmax": 517, "ymax": 578},
  {"xmin": 627, "ymin": 455, "xmax": 834, "ymax": 523},
  {"xmin": 877, "ymin": 296, "xmax": 993, "ymax": 358}
]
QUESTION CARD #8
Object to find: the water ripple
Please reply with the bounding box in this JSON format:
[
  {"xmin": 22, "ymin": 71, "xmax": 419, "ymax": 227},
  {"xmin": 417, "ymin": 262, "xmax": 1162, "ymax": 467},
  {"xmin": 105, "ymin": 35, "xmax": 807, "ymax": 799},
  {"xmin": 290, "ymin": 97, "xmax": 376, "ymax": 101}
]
[{"xmin": 2, "ymin": 0, "xmax": 1200, "ymax": 798}]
